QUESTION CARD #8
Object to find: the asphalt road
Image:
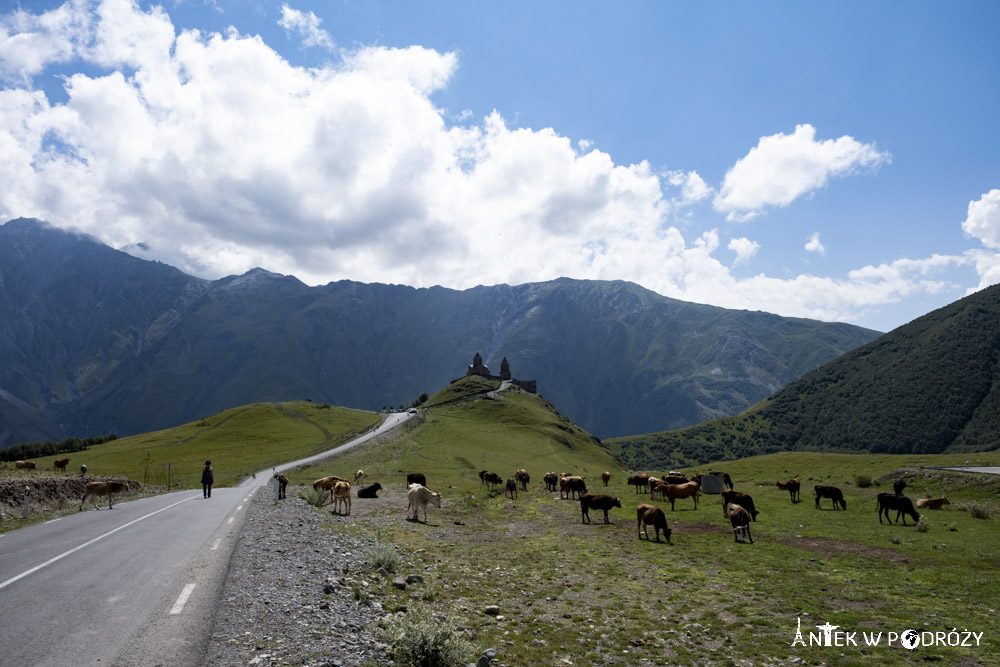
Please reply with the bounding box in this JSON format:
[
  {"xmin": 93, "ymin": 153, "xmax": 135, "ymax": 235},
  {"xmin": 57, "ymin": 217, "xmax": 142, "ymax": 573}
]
[{"xmin": 0, "ymin": 411, "xmax": 412, "ymax": 667}]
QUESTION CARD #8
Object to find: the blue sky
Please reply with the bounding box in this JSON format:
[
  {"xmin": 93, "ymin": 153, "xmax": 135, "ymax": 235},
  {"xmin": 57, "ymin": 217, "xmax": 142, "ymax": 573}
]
[{"xmin": 1, "ymin": 0, "xmax": 998, "ymax": 332}]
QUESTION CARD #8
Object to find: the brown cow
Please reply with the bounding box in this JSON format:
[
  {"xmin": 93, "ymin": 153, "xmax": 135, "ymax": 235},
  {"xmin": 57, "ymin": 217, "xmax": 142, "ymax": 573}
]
[
  {"xmin": 776, "ymin": 477, "xmax": 800, "ymax": 502},
  {"xmin": 543, "ymin": 472, "xmax": 558, "ymax": 492},
  {"xmin": 722, "ymin": 489, "xmax": 759, "ymax": 520},
  {"xmin": 332, "ymin": 481, "xmax": 351, "ymax": 515},
  {"xmin": 580, "ymin": 494, "xmax": 621, "ymax": 524},
  {"xmin": 560, "ymin": 476, "xmax": 587, "ymax": 499},
  {"xmin": 628, "ymin": 473, "xmax": 649, "ymax": 493},
  {"xmin": 729, "ymin": 504, "xmax": 753, "ymax": 543},
  {"xmin": 916, "ymin": 496, "xmax": 950, "ymax": 510},
  {"xmin": 515, "ymin": 469, "xmax": 530, "ymax": 491},
  {"xmin": 636, "ymin": 503, "xmax": 671, "ymax": 542},
  {"xmin": 15, "ymin": 461, "xmax": 36, "ymax": 470},
  {"xmin": 313, "ymin": 475, "xmax": 349, "ymax": 504},
  {"xmin": 665, "ymin": 481, "xmax": 701, "ymax": 511},
  {"xmin": 601, "ymin": 471, "xmax": 611, "ymax": 486},
  {"xmin": 54, "ymin": 458, "xmax": 70, "ymax": 472},
  {"xmin": 80, "ymin": 481, "xmax": 129, "ymax": 510},
  {"xmin": 505, "ymin": 478, "xmax": 518, "ymax": 499}
]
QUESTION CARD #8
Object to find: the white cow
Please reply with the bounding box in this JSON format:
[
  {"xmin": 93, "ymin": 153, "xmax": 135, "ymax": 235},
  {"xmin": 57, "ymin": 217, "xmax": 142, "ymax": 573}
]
[
  {"xmin": 354, "ymin": 469, "xmax": 365, "ymax": 485},
  {"xmin": 406, "ymin": 483, "xmax": 442, "ymax": 522}
]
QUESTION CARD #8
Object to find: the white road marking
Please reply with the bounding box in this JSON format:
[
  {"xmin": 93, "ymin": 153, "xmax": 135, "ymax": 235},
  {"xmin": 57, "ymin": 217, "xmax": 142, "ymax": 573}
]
[
  {"xmin": 44, "ymin": 518, "xmax": 63, "ymax": 524},
  {"xmin": 227, "ymin": 517, "xmax": 234, "ymax": 525},
  {"xmin": 237, "ymin": 505, "xmax": 243, "ymax": 511},
  {"xmin": 211, "ymin": 538, "xmax": 222, "ymax": 551},
  {"xmin": 170, "ymin": 583, "xmax": 196, "ymax": 615},
  {"xmin": 0, "ymin": 495, "xmax": 200, "ymax": 590}
]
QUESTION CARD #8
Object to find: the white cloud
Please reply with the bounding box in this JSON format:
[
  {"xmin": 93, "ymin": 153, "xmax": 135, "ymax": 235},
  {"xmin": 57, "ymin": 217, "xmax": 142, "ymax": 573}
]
[
  {"xmin": 728, "ymin": 236, "xmax": 759, "ymax": 265},
  {"xmin": 805, "ymin": 232, "xmax": 825, "ymax": 255},
  {"xmin": 714, "ymin": 124, "xmax": 891, "ymax": 221},
  {"xmin": 961, "ymin": 189, "xmax": 1000, "ymax": 249},
  {"xmin": 278, "ymin": 3, "xmax": 335, "ymax": 51},
  {"xmin": 666, "ymin": 169, "xmax": 712, "ymax": 206}
]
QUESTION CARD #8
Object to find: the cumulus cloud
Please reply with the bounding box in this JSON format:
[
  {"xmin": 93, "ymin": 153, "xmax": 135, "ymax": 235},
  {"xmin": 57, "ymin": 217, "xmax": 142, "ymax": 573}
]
[
  {"xmin": 0, "ymin": 0, "xmax": 980, "ymax": 331},
  {"xmin": 805, "ymin": 232, "xmax": 825, "ymax": 255},
  {"xmin": 714, "ymin": 124, "xmax": 891, "ymax": 221},
  {"xmin": 278, "ymin": 4, "xmax": 335, "ymax": 51},
  {"xmin": 960, "ymin": 189, "xmax": 1000, "ymax": 292}
]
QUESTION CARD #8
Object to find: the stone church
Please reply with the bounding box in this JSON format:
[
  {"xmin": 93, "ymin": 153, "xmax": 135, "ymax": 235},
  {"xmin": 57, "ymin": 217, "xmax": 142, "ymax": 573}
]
[{"xmin": 462, "ymin": 353, "xmax": 536, "ymax": 393}]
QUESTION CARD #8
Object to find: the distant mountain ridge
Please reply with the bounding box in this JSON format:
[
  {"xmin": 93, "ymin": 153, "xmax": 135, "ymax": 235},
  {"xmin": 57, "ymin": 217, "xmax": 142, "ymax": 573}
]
[{"xmin": 0, "ymin": 217, "xmax": 881, "ymax": 448}]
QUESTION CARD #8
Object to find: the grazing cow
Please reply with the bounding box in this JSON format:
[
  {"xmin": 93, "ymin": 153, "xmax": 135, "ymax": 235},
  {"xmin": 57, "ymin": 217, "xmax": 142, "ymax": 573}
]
[
  {"xmin": 601, "ymin": 471, "xmax": 611, "ymax": 486},
  {"xmin": 54, "ymin": 458, "xmax": 70, "ymax": 472},
  {"xmin": 406, "ymin": 472, "xmax": 427, "ymax": 488},
  {"xmin": 709, "ymin": 471, "xmax": 734, "ymax": 490},
  {"xmin": 80, "ymin": 481, "xmax": 129, "ymax": 510},
  {"xmin": 543, "ymin": 472, "xmax": 559, "ymax": 492},
  {"xmin": 627, "ymin": 473, "xmax": 650, "ymax": 494},
  {"xmin": 636, "ymin": 503, "xmax": 671, "ymax": 542},
  {"xmin": 406, "ymin": 483, "xmax": 442, "ymax": 522},
  {"xmin": 516, "ymin": 469, "xmax": 530, "ymax": 491},
  {"xmin": 580, "ymin": 494, "xmax": 621, "ymax": 524},
  {"xmin": 483, "ymin": 471, "xmax": 503, "ymax": 491},
  {"xmin": 332, "ymin": 481, "xmax": 352, "ymax": 515},
  {"xmin": 313, "ymin": 475, "xmax": 349, "ymax": 504},
  {"xmin": 274, "ymin": 473, "xmax": 288, "ymax": 499},
  {"xmin": 893, "ymin": 479, "xmax": 906, "ymax": 496},
  {"xmin": 814, "ymin": 485, "xmax": 847, "ymax": 510},
  {"xmin": 560, "ymin": 476, "xmax": 587, "ymax": 499},
  {"xmin": 479, "ymin": 469, "xmax": 488, "ymax": 485},
  {"xmin": 357, "ymin": 482, "xmax": 382, "ymax": 498},
  {"xmin": 15, "ymin": 461, "xmax": 36, "ymax": 470},
  {"xmin": 665, "ymin": 481, "xmax": 701, "ymax": 511},
  {"xmin": 776, "ymin": 477, "xmax": 801, "ymax": 503},
  {"xmin": 916, "ymin": 496, "xmax": 950, "ymax": 510},
  {"xmin": 505, "ymin": 478, "xmax": 518, "ymax": 499},
  {"xmin": 721, "ymin": 489, "xmax": 759, "ymax": 520},
  {"xmin": 729, "ymin": 504, "xmax": 753, "ymax": 543},
  {"xmin": 354, "ymin": 470, "xmax": 365, "ymax": 485},
  {"xmin": 877, "ymin": 493, "xmax": 921, "ymax": 525}
]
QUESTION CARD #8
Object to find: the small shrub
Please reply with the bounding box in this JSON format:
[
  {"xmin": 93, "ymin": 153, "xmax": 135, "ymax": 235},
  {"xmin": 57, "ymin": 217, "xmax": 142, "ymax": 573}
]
[
  {"xmin": 376, "ymin": 615, "xmax": 474, "ymax": 667},
  {"xmin": 915, "ymin": 517, "xmax": 929, "ymax": 533},
  {"xmin": 966, "ymin": 503, "xmax": 990, "ymax": 519},
  {"xmin": 854, "ymin": 474, "xmax": 872, "ymax": 488},
  {"xmin": 365, "ymin": 542, "xmax": 402, "ymax": 573},
  {"xmin": 888, "ymin": 535, "xmax": 903, "ymax": 545},
  {"xmin": 946, "ymin": 522, "xmax": 958, "ymax": 532},
  {"xmin": 299, "ymin": 487, "xmax": 327, "ymax": 507}
]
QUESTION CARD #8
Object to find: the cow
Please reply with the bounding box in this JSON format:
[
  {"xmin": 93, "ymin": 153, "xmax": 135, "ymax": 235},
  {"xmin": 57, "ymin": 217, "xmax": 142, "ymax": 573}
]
[
  {"xmin": 357, "ymin": 482, "xmax": 382, "ymax": 498},
  {"xmin": 627, "ymin": 473, "xmax": 649, "ymax": 494},
  {"xmin": 80, "ymin": 481, "xmax": 129, "ymax": 510},
  {"xmin": 313, "ymin": 475, "xmax": 349, "ymax": 504},
  {"xmin": 15, "ymin": 461, "xmax": 36, "ymax": 470},
  {"xmin": 560, "ymin": 476, "xmax": 587, "ymax": 499},
  {"xmin": 646, "ymin": 477, "xmax": 662, "ymax": 498},
  {"xmin": 916, "ymin": 496, "xmax": 950, "ymax": 510},
  {"xmin": 406, "ymin": 472, "xmax": 426, "ymax": 488},
  {"xmin": 332, "ymin": 481, "xmax": 351, "ymax": 515},
  {"xmin": 663, "ymin": 473, "xmax": 688, "ymax": 486},
  {"xmin": 893, "ymin": 479, "xmax": 906, "ymax": 496},
  {"xmin": 505, "ymin": 478, "xmax": 518, "ymax": 499},
  {"xmin": 406, "ymin": 483, "xmax": 441, "ymax": 522},
  {"xmin": 483, "ymin": 471, "xmax": 503, "ymax": 491},
  {"xmin": 814, "ymin": 485, "xmax": 847, "ymax": 510},
  {"xmin": 354, "ymin": 470, "xmax": 365, "ymax": 485},
  {"xmin": 877, "ymin": 493, "xmax": 921, "ymax": 525},
  {"xmin": 515, "ymin": 469, "xmax": 530, "ymax": 491},
  {"xmin": 729, "ymin": 504, "xmax": 753, "ymax": 543},
  {"xmin": 709, "ymin": 471, "xmax": 734, "ymax": 490},
  {"xmin": 665, "ymin": 481, "xmax": 701, "ymax": 511},
  {"xmin": 274, "ymin": 472, "xmax": 288, "ymax": 499},
  {"xmin": 580, "ymin": 494, "xmax": 621, "ymax": 524},
  {"xmin": 54, "ymin": 458, "xmax": 70, "ymax": 472},
  {"xmin": 601, "ymin": 471, "xmax": 611, "ymax": 486},
  {"xmin": 721, "ymin": 489, "xmax": 759, "ymax": 520},
  {"xmin": 479, "ymin": 469, "xmax": 488, "ymax": 485},
  {"xmin": 543, "ymin": 472, "xmax": 558, "ymax": 492},
  {"xmin": 636, "ymin": 503, "xmax": 671, "ymax": 542},
  {"xmin": 776, "ymin": 477, "xmax": 801, "ymax": 503}
]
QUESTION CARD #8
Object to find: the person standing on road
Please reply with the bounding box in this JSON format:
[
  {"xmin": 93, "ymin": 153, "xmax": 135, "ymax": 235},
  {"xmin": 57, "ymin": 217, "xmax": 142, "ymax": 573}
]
[{"xmin": 202, "ymin": 460, "xmax": 214, "ymax": 498}]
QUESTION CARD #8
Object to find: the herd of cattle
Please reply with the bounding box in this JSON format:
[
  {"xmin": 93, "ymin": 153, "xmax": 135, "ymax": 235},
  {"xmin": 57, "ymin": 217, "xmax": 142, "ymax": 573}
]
[{"xmin": 286, "ymin": 465, "xmax": 952, "ymax": 546}]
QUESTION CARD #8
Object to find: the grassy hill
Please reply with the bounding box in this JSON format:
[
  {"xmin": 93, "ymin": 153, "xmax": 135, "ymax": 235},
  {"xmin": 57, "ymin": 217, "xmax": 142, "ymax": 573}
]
[{"xmin": 609, "ymin": 283, "xmax": 1000, "ymax": 469}]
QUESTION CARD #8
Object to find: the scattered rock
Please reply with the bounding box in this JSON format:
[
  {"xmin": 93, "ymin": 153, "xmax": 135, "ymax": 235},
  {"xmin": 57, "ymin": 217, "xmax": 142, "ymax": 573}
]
[{"xmin": 484, "ymin": 605, "xmax": 500, "ymax": 616}]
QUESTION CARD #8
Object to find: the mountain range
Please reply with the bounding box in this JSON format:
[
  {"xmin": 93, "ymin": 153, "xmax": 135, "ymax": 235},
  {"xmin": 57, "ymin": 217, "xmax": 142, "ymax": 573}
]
[{"xmin": 0, "ymin": 217, "xmax": 880, "ymax": 449}]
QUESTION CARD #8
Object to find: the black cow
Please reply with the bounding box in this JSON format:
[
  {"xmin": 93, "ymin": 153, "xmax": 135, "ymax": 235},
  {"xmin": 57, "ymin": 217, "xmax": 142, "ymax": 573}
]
[
  {"xmin": 893, "ymin": 479, "xmax": 906, "ymax": 496},
  {"xmin": 580, "ymin": 494, "xmax": 622, "ymax": 524},
  {"xmin": 483, "ymin": 471, "xmax": 503, "ymax": 490},
  {"xmin": 877, "ymin": 493, "xmax": 921, "ymax": 525},
  {"xmin": 406, "ymin": 472, "xmax": 426, "ymax": 488},
  {"xmin": 543, "ymin": 472, "xmax": 558, "ymax": 492},
  {"xmin": 814, "ymin": 485, "xmax": 846, "ymax": 510},
  {"xmin": 357, "ymin": 482, "xmax": 382, "ymax": 498}
]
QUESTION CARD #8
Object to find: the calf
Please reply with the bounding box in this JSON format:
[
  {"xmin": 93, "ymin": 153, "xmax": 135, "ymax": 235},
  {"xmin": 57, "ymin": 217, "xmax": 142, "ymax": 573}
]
[
  {"xmin": 406, "ymin": 472, "xmax": 426, "ymax": 488},
  {"xmin": 776, "ymin": 477, "xmax": 800, "ymax": 503},
  {"xmin": 505, "ymin": 477, "xmax": 518, "ymax": 499},
  {"xmin": 721, "ymin": 489, "xmax": 759, "ymax": 520},
  {"xmin": 543, "ymin": 472, "xmax": 558, "ymax": 492},
  {"xmin": 313, "ymin": 475, "xmax": 349, "ymax": 505},
  {"xmin": 580, "ymin": 494, "xmax": 621, "ymax": 524},
  {"xmin": 357, "ymin": 482, "xmax": 382, "ymax": 498},
  {"xmin": 516, "ymin": 469, "xmax": 530, "ymax": 491},
  {"xmin": 814, "ymin": 485, "xmax": 847, "ymax": 510},
  {"xmin": 80, "ymin": 481, "xmax": 129, "ymax": 510},
  {"xmin": 54, "ymin": 458, "xmax": 70, "ymax": 472},
  {"xmin": 354, "ymin": 469, "xmax": 365, "ymax": 485},
  {"xmin": 729, "ymin": 504, "xmax": 753, "ymax": 543},
  {"xmin": 877, "ymin": 493, "xmax": 921, "ymax": 525},
  {"xmin": 406, "ymin": 483, "xmax": 441, "ymax": 522},
  {"xmin": 332, "ymin": 481, "xmax": 352, "ymax": 515},
  {"xmin": 916, "ymin": 496, "xmax": 950, "ymax": 510},
  {"xmin": 15, "ymin": 461, "xmax": 36, "ymax": 470},
  {"xmin": 636, "ymin": 503, "xmax": 671, "ymax": 542}
]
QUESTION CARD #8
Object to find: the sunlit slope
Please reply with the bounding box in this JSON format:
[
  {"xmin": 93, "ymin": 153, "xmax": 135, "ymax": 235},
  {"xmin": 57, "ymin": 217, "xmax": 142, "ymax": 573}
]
[
  {"xmin": 292, "ymin": 378, "xmax": 623, "ymax": 486},
  {"xmin": 32, "ymin": 401, "xmax": 380, "ymax": 488}
]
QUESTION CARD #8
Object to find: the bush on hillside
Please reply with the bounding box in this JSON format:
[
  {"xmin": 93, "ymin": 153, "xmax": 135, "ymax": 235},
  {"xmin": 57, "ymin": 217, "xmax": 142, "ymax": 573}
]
[{"xmin": 376, "ymin": 614, "xmax": 473, "ymax": 667}]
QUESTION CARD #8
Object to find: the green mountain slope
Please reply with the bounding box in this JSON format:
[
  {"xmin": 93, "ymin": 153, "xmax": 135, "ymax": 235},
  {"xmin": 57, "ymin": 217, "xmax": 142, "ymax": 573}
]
[{"xmin": 608, "ymin": 283, "xmax": 1000, "ymax": 468}]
